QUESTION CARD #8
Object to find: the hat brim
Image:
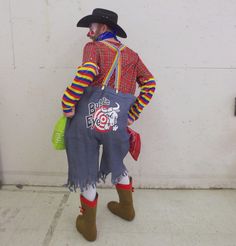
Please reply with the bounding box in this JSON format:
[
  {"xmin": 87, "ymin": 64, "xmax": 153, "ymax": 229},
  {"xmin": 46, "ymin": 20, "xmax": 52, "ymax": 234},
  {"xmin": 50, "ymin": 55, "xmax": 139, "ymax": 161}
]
[{"xmin": 77, "ymin": 15, "xmax": 127, "ymax": 38}]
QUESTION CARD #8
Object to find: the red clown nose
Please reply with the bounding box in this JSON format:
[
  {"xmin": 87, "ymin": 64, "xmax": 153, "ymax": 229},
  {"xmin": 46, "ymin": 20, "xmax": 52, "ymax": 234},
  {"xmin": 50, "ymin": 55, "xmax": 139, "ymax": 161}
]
[{"xmin": 87, "ymin": 30, "xmax": 95, "ymax": 37}]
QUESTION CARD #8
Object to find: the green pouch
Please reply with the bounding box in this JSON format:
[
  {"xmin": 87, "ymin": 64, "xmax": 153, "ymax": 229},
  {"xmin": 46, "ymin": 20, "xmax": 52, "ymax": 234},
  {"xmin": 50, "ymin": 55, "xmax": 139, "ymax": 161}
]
[{"xmin": 52, "ymin": 116, "xmax": 67, "ymax": 150}]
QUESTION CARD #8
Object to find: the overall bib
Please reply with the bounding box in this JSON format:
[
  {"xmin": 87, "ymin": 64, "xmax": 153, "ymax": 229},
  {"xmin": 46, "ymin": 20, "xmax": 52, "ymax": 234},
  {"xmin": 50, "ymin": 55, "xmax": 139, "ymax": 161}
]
[{"xmin": 65, "ymin": 41, "xmax": 136, "ymax": 191}]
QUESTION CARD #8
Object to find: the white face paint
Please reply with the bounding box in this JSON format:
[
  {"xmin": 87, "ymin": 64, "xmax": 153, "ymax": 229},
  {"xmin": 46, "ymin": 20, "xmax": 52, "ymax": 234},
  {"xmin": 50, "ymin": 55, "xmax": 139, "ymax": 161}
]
[{"xmin": 87, "ymin": 23, "xmax": 102, "ymax": 41}]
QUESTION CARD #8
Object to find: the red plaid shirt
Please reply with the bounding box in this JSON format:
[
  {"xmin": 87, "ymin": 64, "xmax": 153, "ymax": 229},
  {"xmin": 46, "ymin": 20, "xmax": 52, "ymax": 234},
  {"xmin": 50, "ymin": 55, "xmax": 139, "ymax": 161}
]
[
  {"xmin": 82, "ymin": 40, "xmax": 153, "ymax": 94},
  {"xmin": 62, "ymin": 39, "xmax": 156, "ymax": 121}
]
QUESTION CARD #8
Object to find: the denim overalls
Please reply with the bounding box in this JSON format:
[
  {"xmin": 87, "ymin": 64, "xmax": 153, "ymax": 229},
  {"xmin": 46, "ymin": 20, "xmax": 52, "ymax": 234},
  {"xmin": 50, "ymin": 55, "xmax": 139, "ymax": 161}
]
[{"xmin": 65, "ymin": 41, "xmax": 136, "ymax": 191}]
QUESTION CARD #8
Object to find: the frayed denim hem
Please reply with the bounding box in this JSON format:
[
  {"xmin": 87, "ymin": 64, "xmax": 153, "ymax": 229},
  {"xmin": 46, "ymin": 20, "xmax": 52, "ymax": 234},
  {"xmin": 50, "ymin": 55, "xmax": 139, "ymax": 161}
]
[{"xmin": 66, "ymin": 169, "xmax": 129, "ymax": 192}]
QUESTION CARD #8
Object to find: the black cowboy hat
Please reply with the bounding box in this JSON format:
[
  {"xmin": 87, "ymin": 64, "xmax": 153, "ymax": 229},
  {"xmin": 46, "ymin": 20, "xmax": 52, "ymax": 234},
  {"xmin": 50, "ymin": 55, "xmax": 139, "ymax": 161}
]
[{"xmin": 77, "ymin": 8, "xmax": 127, "ymax": 38}]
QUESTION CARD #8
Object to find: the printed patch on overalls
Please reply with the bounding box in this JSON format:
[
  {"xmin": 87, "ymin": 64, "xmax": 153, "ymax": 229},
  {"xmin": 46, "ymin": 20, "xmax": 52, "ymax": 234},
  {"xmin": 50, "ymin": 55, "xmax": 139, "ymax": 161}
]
[{"xmin": 86, "ymin": 97, "xmax": 120, "ymax": 132}]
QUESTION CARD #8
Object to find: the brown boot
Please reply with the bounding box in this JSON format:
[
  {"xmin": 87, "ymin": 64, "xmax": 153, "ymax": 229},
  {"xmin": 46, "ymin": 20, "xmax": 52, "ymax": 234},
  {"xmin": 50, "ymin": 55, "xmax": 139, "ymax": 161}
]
[
  {"xmin": 76, "ymin": 193, "xmax": 98, "ymax": 241},
  {"xmin": 107, "ymin": 177, "xmax": 135, "ymax": 221}
]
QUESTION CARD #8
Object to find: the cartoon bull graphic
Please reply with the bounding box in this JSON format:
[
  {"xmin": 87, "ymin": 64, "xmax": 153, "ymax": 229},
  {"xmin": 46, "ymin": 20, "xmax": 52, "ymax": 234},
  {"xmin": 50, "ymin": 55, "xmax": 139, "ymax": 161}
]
[{"xmin": 93, "ymin": 103, "xmax": 120, "ymax": 132}]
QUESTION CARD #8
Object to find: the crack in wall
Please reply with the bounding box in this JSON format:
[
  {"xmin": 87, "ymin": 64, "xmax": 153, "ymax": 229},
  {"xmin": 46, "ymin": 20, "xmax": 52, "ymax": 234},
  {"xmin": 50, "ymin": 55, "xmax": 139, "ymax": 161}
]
[{"xmin": 9, "ymin": 0, "xmax": 16, "ymax": 69}]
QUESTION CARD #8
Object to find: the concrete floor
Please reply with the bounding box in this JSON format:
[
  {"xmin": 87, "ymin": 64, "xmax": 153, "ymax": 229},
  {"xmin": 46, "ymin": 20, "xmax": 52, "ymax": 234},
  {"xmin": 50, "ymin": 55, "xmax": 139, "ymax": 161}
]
[{"xmin": 1, "ymin": 186, "xmax": 236, "ymax": 246}]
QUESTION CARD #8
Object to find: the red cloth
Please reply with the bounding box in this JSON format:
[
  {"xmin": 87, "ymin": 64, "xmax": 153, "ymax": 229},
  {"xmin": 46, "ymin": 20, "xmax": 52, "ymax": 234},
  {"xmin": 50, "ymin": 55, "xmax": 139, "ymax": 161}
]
[
  {"xmin": 127, "ymin": 127, "xmax": 141, "ymax": 161},
  {"xmin": 82, "ymin": 41, "xmax": 153, "ymax": 95}
]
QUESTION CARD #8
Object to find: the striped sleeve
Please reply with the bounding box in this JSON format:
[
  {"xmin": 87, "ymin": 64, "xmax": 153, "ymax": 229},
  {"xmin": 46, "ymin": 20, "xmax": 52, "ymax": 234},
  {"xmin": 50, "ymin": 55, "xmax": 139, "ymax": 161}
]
[
  {"xmin": 61, "ymin": 62, "xmax": 99, "ymax": 113},
  {"xmin": 128, "ymin": 78, "xmax": 156, "ymax": 121},
  {"xmin": 128, "ymin": 56, "xmax": 156, "ymax": 121}
]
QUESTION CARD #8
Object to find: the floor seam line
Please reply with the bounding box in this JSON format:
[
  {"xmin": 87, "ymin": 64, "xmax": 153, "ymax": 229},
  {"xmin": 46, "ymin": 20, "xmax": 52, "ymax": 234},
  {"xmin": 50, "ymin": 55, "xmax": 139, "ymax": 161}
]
[{"xmin": 42, "ymin": 193, "xmax": 70, "ymax": 246}]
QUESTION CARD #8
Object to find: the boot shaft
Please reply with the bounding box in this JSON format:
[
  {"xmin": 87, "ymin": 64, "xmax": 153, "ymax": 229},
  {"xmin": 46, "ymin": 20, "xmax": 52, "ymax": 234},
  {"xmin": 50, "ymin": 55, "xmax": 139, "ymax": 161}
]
[
  {"xmin": 115, "ymin": 177, "xmax": 134, "ymax": 205},
  {"xmin": 80, "ymin": 193, "xmax": 98, "ymax": 223}
]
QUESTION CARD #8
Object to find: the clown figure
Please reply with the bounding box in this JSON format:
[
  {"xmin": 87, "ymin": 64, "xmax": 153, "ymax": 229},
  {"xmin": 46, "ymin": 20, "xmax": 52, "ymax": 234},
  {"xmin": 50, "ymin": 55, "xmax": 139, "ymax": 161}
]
[{"xmin": 61, "ymin": 8, "xmax": 156, "ymax": 241}]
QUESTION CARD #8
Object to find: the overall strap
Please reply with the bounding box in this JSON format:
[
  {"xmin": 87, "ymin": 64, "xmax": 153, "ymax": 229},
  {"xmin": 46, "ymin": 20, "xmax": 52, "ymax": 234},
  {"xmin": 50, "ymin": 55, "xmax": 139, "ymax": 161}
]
[{"xmin": 100, "ymin": 41, "xmax": 126, "ymax": 93}]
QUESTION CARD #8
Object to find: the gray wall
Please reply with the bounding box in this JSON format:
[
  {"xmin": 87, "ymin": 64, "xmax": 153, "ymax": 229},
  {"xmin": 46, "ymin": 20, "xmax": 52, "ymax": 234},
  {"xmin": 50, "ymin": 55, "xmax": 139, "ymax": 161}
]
[{"xmin": 1, "ymin": 0, "xmax": 236, "ymax": 188}]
